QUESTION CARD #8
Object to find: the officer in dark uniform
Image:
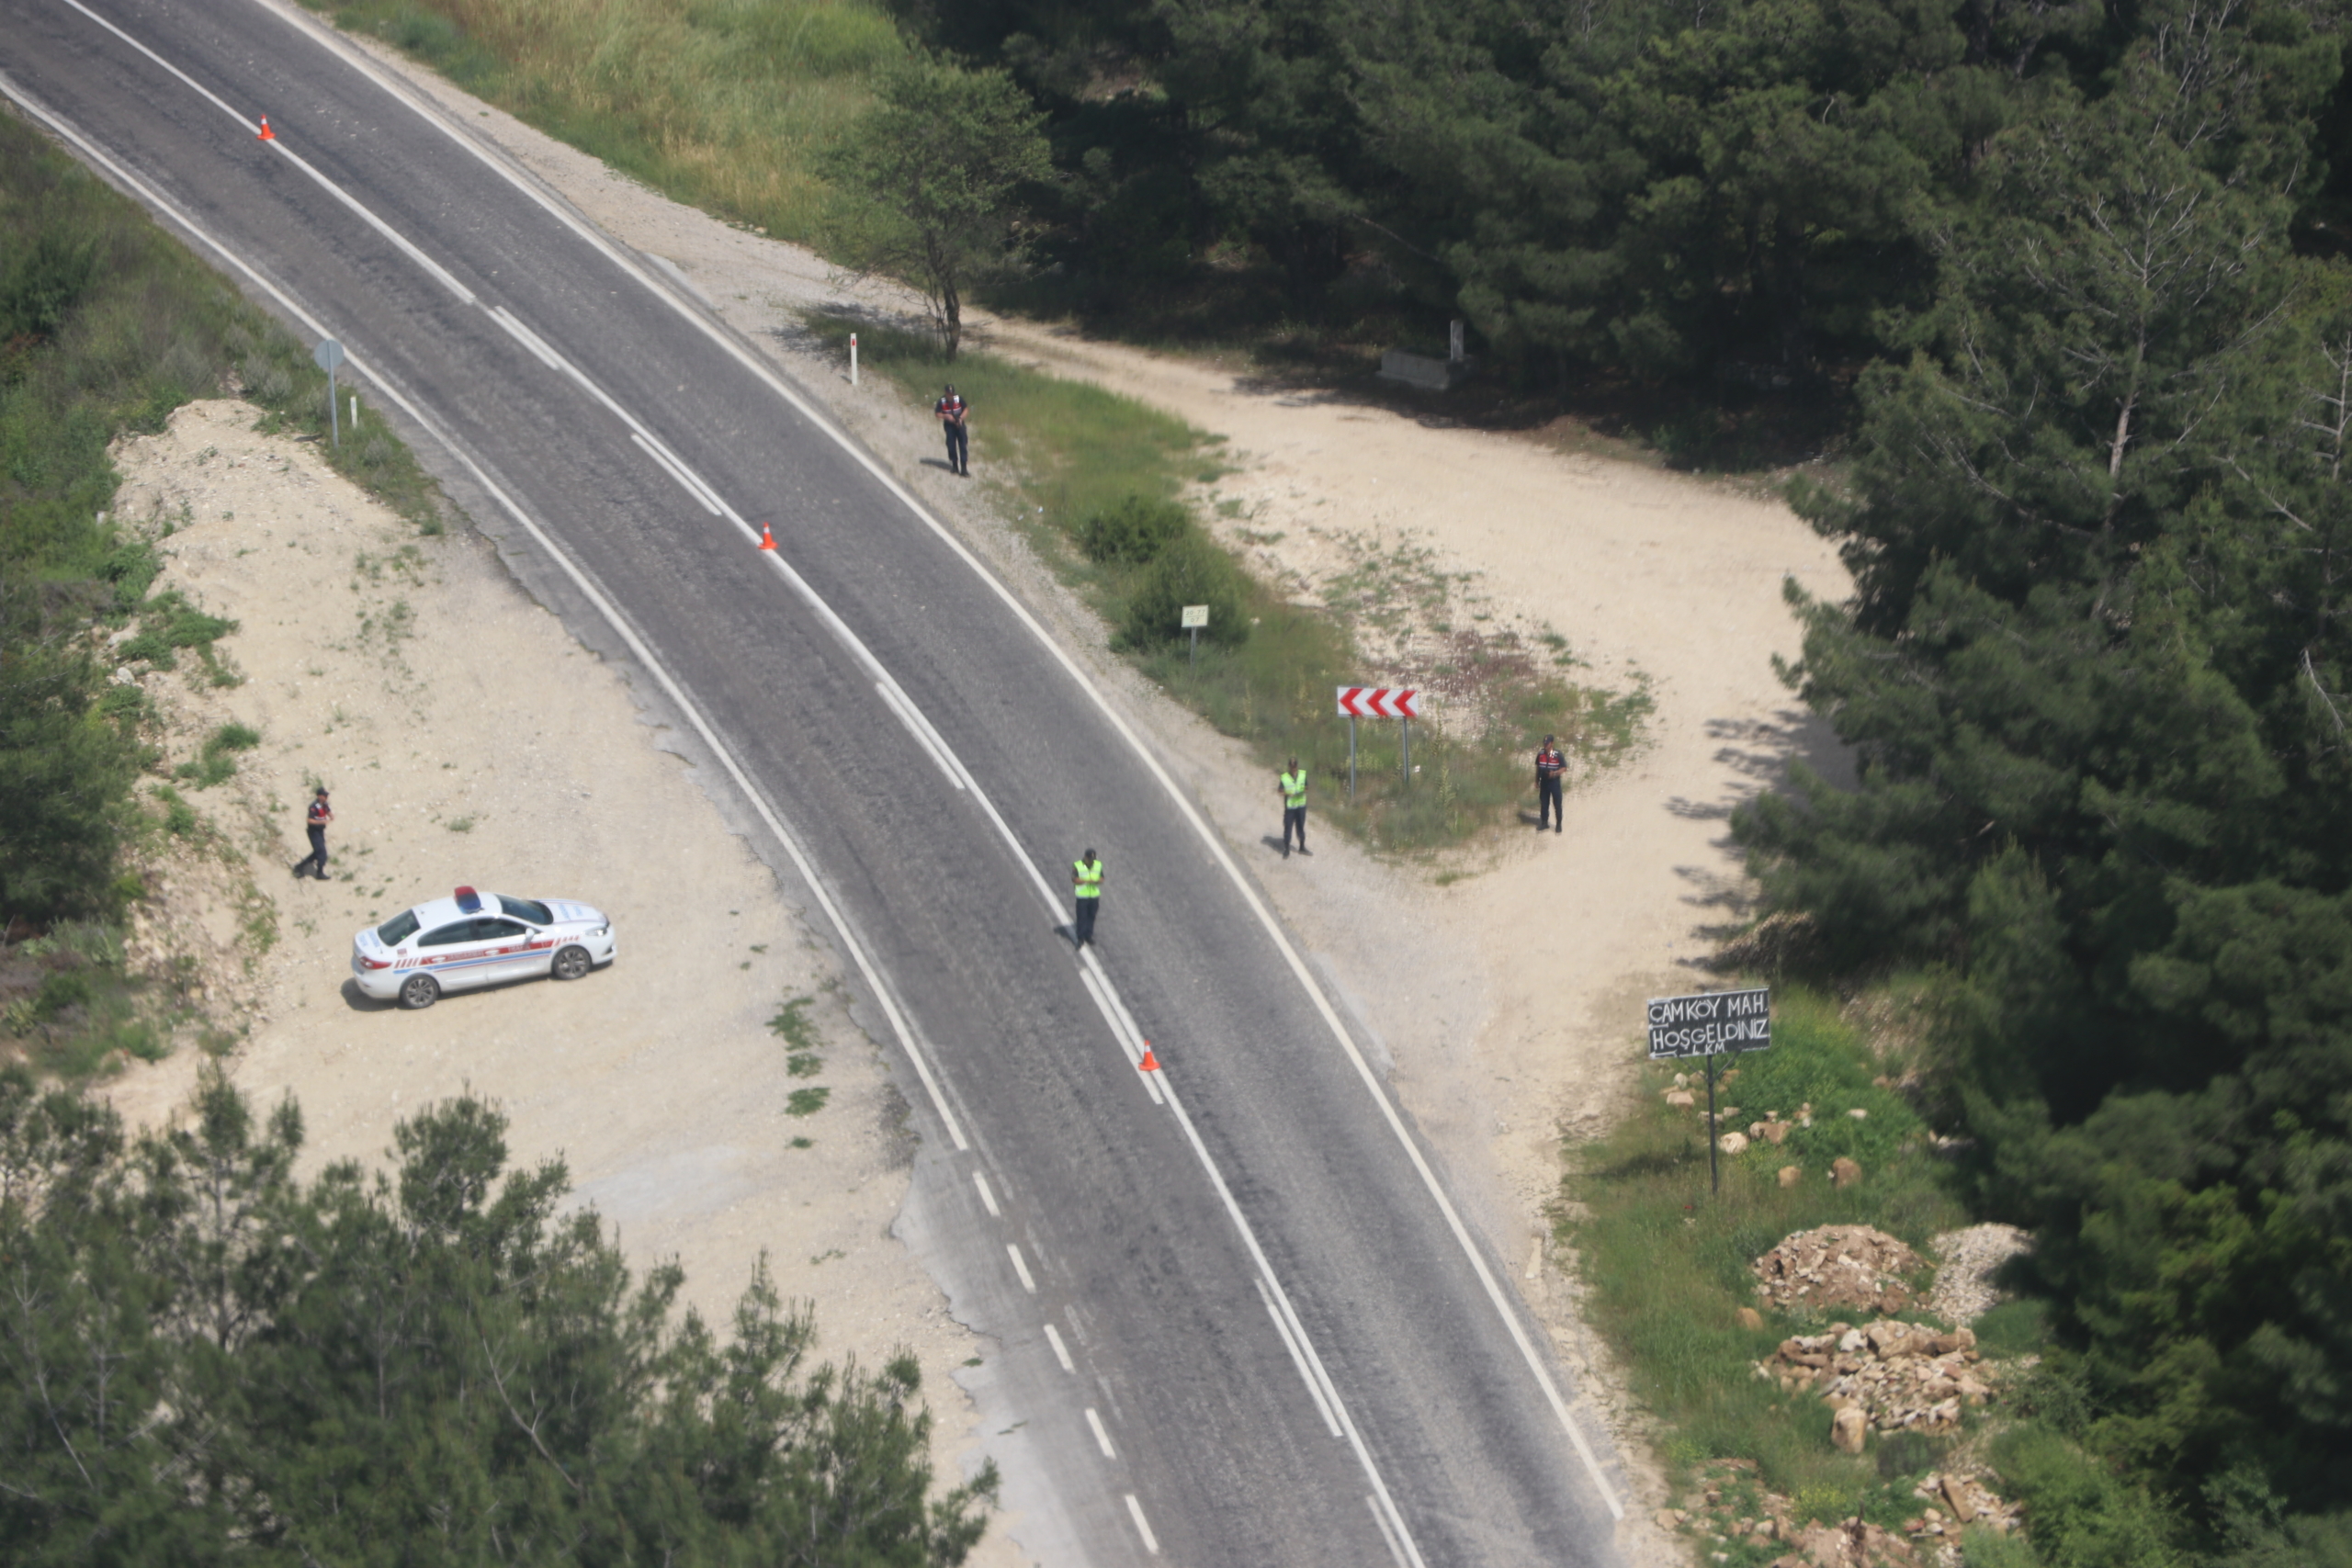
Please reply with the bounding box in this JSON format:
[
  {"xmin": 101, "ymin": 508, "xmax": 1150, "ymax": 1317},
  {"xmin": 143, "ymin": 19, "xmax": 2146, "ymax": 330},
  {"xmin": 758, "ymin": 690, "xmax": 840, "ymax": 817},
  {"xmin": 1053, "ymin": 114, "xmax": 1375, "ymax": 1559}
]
[
  {"xmin": 296, "ymin": 786, "xmax": 334, "ymax": 878},
  {"xmin": 1535, "ymin": 735, "xmax": 1566, "ymax": 833},
  {"xmin": 935, "ymin": 384, "xmax": 970, "ymax": 476}
]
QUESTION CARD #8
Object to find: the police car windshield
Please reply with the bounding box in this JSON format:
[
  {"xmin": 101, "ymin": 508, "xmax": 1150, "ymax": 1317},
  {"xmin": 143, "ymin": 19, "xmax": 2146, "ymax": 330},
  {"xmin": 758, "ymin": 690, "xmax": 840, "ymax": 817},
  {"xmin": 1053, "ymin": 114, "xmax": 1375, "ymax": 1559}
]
[
  {"xmin": 498, "ymin": 895, "xmax": 553, "ymax": 926},
  {"xmin": 377, "ymin": 910, "xmax": 421, "ymax": 945}
]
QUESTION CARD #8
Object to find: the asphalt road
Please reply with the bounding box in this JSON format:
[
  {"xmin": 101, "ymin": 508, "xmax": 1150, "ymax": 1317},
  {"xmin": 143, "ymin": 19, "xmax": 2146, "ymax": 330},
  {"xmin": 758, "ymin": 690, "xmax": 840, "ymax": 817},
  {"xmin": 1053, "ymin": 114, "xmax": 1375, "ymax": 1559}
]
[{"xmin": 1, "ymin": 4, "xmax": 1634, "ymax": 1562}]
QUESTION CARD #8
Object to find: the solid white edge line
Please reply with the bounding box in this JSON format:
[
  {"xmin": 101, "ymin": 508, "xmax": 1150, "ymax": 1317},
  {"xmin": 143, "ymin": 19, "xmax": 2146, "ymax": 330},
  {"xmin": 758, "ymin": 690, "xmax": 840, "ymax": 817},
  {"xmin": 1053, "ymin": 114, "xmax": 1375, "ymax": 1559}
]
[
  {"xmin": 1081, "ymin": 949, "xmax": 1155, "ymax": 1059},
  {"xmin": 1124, "ymin": 1495, "xmax": 1160, "ymax": 1556},
  {"xmin": 1075, "ymin": 967, "xmax": 1136, "ymax": 1061},
  {"xmin": 487, "ymin": 305, "xmax": 564, "ymax": 372},
  {"xmin": 1366, "ymin": 1493, "xmax": 1412, "ymax": 1568},
  {"xmin": 1006, "ymin": 1244, "xmax": 1036, "ymax": 1294},
  {"xmin": 628, "ymin": 431, "xmax": 721, "ymax": 516},
  {"xmin": 250, "ymin": 8, "xmax": 1628, "ymax": 1516},
  {"xmin": 57, "ymin": 0, "xmax": 481, "ymax": 307},
  {"xmin": 972, "ymin": 1169, "xmax": 1001, "ymax": 1218},
  {"xmin": 635, "ymin": 429, "xmax": 729, "ymax": 516},
  {"xmin": 0, "ymin": 79, "xmax": 978, "ymax": 1165},
  {"xmin": 1043, "ymin": 1322, "xmax": 1075, "ymax": 1374},
  {"xmin": 1085, "ymin": 1407, "xmax": 1116, "ymax": 1461},
  {"xmin": 1076, "ymin": 966, "xmax": 1163, "ymax": 1105},
  {"xmin": 1255, "ymin": 1276, "xmax": 1341, "ymax": 1437},
  {"xmin": 874, "ymin": 681, "xmax": 967, "ymax": 793},
  {"xmin": 191, "ymin": 0, "xmax": 1623, "ymax": 1523}
]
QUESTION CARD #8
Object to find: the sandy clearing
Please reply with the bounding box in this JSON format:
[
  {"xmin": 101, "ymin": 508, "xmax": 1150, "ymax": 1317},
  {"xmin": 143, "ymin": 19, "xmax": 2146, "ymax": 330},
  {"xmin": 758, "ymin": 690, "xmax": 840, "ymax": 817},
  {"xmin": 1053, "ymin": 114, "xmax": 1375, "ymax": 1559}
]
[
  {"xmin": 96, "ymin": 398, "xmax": 1020, "ymax": 1562},
  {"xmin": 205, "ymin": 15, "xmax": 1850, "ymax": 1550}
]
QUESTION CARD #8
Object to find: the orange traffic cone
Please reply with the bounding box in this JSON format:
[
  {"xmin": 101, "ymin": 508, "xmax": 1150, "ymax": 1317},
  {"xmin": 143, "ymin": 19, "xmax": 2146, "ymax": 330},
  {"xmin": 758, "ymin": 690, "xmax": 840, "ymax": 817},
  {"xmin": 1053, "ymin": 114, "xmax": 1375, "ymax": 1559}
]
[
  {"xmin": 756, "ymin": 523, "xmax": 777, "ymax": 551},
  {"xmin": 1138, "ymin": 1044, "xmax": 1160, "ymax": 1072},
  {"xmin": 256, "ymin": 117, "xmax": 276, "ymax": 141}
]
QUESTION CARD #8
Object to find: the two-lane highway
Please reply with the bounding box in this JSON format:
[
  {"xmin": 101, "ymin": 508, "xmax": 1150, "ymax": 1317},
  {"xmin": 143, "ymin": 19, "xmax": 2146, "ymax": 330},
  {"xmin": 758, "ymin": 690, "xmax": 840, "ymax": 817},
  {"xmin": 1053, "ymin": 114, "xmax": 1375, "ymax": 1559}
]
[{"xmin": 0, "ymin": 3, "xmax": 1632, "ymax": 1562}]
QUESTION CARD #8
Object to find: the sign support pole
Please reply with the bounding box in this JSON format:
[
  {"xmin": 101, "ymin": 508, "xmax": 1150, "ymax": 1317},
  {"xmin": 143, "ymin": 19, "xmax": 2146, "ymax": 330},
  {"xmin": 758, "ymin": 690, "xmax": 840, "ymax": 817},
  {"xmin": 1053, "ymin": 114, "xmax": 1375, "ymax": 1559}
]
[
  {"xmin": 1349, "ymin": 716, "xmax": 1357, "ymax": 800},
  {"xmin": 326, "ymin": 361, "xmax": 339, "ymax": 449},
  {"xmin": 1706, "ymin": 1053, "xmax": 1720, "ymax": 1195},
  {"xmin": 1189, "ymin": 625, "xmax": 1198, "ymax": 671},
  {"xmin": 1402, "ymin": 716, "xmax": 1411, "ymax": 786}
]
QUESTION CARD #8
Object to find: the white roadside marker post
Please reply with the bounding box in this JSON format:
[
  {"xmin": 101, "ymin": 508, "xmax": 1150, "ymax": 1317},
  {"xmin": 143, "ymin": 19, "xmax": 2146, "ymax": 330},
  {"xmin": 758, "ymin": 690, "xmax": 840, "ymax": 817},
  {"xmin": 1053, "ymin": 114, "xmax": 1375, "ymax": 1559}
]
[
  {"xmin": 850, "ymin": 332, "xmax": 858, "ymax": 387},
  {"xmin": 313, "ymin": 337, "xmax": 344, "ymax": 449}
]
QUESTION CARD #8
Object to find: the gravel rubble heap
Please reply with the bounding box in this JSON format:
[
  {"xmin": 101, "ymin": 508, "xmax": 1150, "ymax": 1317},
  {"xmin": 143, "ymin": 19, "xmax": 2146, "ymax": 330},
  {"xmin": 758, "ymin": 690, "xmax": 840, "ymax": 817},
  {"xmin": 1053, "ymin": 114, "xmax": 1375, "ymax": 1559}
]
[
  {"xmin": 1754, "ymin": 1224, "xmax": 1925, "ymax": 1313},
  {"xmin": 1904, "ymin": 1470, "xmax": 2023, "ymax": 1547},
  {"xmin": 1758, "ymin": 1318, "xmax": 1996, "ymax": 1434},
  {"xmin": 1925, "ymin": 1224, "xmax": 2033, "ymax": 1323}
]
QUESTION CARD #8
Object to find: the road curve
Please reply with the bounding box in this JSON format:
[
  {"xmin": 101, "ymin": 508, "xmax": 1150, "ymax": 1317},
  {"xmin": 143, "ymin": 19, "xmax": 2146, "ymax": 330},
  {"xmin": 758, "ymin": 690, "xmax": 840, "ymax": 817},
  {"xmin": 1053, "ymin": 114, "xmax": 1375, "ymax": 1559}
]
[{"xmin": 0, "ymin": 3, "xmax": 1634, "ymax": 1562}]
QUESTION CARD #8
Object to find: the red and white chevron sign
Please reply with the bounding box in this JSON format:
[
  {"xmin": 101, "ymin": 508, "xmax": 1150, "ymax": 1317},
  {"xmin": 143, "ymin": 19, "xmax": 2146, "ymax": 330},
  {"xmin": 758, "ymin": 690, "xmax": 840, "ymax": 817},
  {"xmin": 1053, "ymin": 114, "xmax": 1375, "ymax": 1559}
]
[{"xmin": 1337, "ymin": 686, "xmax": 1421, "ymax": 718}]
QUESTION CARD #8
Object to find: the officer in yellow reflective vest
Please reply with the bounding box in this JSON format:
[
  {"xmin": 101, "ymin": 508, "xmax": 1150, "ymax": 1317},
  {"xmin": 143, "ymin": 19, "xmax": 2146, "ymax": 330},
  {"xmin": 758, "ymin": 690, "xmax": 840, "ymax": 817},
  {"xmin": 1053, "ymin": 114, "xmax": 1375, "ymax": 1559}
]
[
  {"xmin": 1071, "ymin": 848, "xmax": 1103, "ymax": 948},
  {"xmin": 1279, "ymin": 758, "xmax": 1310, "ymax": 858}
]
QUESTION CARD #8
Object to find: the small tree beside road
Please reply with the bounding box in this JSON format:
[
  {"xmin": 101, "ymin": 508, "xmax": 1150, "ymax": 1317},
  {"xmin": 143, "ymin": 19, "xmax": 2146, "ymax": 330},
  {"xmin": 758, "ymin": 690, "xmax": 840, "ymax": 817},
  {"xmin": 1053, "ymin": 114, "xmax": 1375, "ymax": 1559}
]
[{"xmin": 829, "ymin": 58, "xmax": 1050, "ymax": 358}]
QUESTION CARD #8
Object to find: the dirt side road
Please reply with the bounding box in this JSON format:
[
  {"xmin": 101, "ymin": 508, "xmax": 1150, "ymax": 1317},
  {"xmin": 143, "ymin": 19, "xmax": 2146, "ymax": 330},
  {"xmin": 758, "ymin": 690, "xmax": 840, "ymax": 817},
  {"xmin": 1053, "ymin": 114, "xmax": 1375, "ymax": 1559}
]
[{"xmin": 98, "ymin": 399, "xmax": 1023, "ymax": 1563}]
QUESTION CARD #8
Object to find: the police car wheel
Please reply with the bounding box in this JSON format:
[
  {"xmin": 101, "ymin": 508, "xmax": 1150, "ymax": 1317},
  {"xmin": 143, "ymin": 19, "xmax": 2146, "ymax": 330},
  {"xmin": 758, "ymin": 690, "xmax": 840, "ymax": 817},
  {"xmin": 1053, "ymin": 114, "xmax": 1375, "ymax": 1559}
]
[
  {"xmin": 552, "ymin": 945, "xmax": 592, "ymax": 981},
  {"xmin": 398, "ymin": 973, "xmax": 440, "ymax": 1010}
]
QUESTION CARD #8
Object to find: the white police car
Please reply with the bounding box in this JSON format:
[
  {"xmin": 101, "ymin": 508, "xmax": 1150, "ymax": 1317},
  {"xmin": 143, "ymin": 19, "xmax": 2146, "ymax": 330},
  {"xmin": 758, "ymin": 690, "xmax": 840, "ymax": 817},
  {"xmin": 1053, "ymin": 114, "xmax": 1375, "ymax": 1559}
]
[{"xmin": 351, "ymin": 886, "xmax": 615, "ymax": 1010}]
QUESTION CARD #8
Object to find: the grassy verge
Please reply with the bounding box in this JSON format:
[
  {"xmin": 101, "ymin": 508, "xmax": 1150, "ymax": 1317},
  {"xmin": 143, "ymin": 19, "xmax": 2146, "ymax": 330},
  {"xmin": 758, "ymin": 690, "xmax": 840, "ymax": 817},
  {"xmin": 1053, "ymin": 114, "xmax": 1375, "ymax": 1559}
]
[
  {"xmin": 1566, "ymin": 991, "xmax": 1969, "ymax": 1526},
  {"xmin": 305, "ymin": 0, "xmax": 898, "ymax": 248},
  {"xmin": 1565, "ymin": 987, "xmax": 2223, "ymax": 1567},
  {"xmin": 2, "ymin": 104, "xmax": 444, "ymax": 1077},
  {"xmin": 810, "ymin": 315, "xmax": 1645, "ymax": 854}
]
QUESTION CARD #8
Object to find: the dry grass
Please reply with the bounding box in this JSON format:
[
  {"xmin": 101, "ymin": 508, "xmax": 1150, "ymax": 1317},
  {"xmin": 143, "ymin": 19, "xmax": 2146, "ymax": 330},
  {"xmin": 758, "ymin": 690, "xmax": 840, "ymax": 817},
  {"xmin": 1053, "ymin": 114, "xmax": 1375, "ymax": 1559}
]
[{"xmin": 311, "ymin": 0, "xmax": 900, "ymax": 245}]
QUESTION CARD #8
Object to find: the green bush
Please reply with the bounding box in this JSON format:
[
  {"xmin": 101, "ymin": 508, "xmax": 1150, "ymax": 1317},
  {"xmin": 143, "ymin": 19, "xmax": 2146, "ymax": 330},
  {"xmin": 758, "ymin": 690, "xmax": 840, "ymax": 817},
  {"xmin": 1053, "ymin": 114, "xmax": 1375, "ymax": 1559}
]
[
  {"xmin": 0, "ymin": 232, "xmax": 97, "ymax": 343},
  {"xmin": 1080, "ymin": 493, "xmax": 1189, "ymax": 565},
  {"xmin": 1716, "ymin": 1025, "xmax": 1923, "ymax": 1170},
  {"xmin": 31, "ymin": 968, "xmax": 93, "ymax": 1020},
  {"xmin": 0, "ymin": 1073, "xmax": 996, "ymax": 1559},
  {"xmin": 0, "ymin": 648, "xmax": 140, "ymax": 922},
  {"xmin": 1990, "ymin": 1427, "xmax": 2187, "ymax": 1568},
  {"xmin": 1117, "ymin": 530, "xmax": 1250, "ymax": 650}
]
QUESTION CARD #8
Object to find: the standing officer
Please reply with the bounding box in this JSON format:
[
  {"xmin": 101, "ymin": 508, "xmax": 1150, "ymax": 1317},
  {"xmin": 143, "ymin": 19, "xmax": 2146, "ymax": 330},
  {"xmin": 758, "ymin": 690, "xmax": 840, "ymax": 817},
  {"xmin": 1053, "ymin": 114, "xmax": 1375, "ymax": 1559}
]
[
  {"xmin": 1279, "ymin": 758, "xmax": 1310, "ymax": 857},
  {"xmin": 296, "ymin": 786, "xmax": 334, "ymax": 878},
  {"xmin": 1534, "ymin": 735, "xmax": 1566, "ymax": 833},
  {"xmin": 1071, "ymin": 848, "xmax": 1102, "ymax": 948},
  {"xmin": 935, "ymin": 383, "xmax": 969, "ymax": 477}
]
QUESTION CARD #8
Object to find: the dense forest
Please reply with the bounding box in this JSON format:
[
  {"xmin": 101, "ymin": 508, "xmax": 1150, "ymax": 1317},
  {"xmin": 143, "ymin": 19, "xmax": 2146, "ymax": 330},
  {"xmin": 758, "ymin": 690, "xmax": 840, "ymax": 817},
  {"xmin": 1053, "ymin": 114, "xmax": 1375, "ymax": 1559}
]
[
  {"xmin": 897, "ymin": 0, "xmax": 2348, "ymax": 386},
  {"xmin": 0, "ymin": 1067, "xmax": 994, "ymax": 1564}
]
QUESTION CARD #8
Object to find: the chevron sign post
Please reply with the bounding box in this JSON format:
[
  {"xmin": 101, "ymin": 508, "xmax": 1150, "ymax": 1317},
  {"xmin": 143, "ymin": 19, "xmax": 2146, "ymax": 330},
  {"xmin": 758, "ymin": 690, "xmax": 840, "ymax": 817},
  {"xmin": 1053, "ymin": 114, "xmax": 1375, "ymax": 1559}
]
[
  {"xmin": 1336, "ymin": 687, "xmax": 1421, "ymax": 718},
  {"xmin": 1337, "ymin": 687, "xmax": 1424, "ymax": 797}
]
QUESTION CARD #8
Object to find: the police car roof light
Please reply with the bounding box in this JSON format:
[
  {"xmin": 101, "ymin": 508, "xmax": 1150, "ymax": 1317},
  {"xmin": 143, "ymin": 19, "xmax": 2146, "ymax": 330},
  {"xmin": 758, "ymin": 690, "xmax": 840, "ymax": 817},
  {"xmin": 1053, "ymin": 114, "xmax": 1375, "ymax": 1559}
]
[{"xmin": 455, "ymin": 886, "xmax": 481, "ymax": 913}]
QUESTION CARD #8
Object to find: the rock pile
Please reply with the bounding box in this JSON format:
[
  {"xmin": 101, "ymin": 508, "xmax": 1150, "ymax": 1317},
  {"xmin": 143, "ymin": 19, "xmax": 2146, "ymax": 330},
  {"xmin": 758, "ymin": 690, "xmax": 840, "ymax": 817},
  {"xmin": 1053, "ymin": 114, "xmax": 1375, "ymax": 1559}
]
[
  {"xmin": 1758, "ymin": 1319, "xmax": 1995, "ymax": 1438},
  {"xmin": 1769, "ymin": 1516, "xmax": 1922, "ymax": 1568},
  {"xmin": 1753, "ymin": 1224, "xmax": 1924, "ymax": 1313},
  {"xmin": 1659, "ymin": 1457, "xmax": 2007, "ymax": 1568},
  {"xmin": 1903, "ymin": 1471, "xmax": 2022, "ymax": 1543}
]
